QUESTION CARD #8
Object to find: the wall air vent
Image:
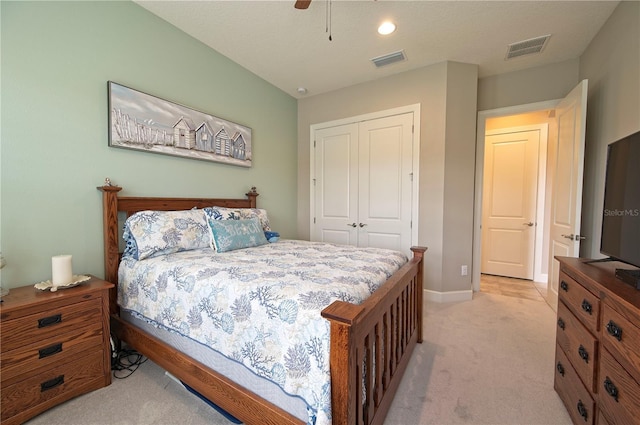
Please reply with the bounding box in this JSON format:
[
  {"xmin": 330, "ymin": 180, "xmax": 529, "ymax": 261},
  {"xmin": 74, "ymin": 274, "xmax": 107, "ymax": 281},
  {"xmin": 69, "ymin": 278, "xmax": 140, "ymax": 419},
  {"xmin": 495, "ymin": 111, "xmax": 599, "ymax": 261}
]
[
  {"xmin": 371, "ymin": 50, "xmax": 406, "ymax": 68},
  {"xmin": 506, "ymin": 35, "xmax": 551, "ymax": 60}
]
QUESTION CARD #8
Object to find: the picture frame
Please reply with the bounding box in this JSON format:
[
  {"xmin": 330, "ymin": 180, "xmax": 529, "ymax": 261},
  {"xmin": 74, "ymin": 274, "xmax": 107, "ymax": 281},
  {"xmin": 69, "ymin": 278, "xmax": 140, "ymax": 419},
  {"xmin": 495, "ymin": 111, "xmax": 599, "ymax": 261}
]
[{"xmin": 108, "ymin": 81, "xmax": 252, "ymax": 167}]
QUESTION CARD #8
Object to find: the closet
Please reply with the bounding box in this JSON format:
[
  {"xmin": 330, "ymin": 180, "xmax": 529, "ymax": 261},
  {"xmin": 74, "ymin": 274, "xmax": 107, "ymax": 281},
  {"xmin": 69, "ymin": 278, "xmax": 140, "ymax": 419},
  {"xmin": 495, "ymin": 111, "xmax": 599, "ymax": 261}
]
[{"xmin": 310, "ymin": 107, "xmax": 418, "ymax": 257}]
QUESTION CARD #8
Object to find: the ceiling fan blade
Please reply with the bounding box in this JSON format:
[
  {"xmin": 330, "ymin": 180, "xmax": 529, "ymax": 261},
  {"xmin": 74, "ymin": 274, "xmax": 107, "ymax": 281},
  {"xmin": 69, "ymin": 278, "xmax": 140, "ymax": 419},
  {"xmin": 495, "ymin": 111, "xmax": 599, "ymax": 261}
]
[{"xmin": 294, "ymin": 0, "xmax": 311, "ymax": 9}]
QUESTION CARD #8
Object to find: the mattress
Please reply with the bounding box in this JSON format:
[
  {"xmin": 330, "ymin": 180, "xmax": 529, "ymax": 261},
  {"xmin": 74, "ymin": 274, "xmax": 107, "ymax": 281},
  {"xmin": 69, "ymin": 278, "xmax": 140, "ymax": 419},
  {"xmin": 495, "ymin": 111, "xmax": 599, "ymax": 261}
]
[{"xmin": 118, "ymin": 239, "xmax": 408, "ymax": 425}]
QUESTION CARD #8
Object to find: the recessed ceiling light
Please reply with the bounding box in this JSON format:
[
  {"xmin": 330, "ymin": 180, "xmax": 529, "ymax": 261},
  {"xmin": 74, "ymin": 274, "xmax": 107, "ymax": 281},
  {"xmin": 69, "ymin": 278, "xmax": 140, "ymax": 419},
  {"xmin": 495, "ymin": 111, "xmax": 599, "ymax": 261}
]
[{"xmin": 378, "ymin": 21, "xmax": 396, "ymax": 35}]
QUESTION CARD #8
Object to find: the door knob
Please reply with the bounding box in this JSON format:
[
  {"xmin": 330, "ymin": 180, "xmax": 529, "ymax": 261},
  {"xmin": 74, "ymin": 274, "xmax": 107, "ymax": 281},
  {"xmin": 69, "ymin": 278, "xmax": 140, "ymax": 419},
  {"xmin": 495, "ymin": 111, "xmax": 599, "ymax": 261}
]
[
  {"xmin": 359, "ymin": 223, "xmax": 368, "ymax": 228},
  {"xmin": 347, "ymin": 223, "xmax": 357, "ymax": 228},
  {"xmin": 523, "ymin": 222, "xmax": 534, "ymax": 227},
  {"xmin": 561, "ymin": 234, "xmax": 575, "ymax": 240}
]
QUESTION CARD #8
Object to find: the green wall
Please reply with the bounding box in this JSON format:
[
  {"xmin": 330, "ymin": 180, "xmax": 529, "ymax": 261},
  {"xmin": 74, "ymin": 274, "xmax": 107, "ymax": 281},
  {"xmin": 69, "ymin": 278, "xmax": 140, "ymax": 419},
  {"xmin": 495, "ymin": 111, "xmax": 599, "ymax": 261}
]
[{"xmin": 1, "ymin": 1, "xmax": 298, "ymax": 289}]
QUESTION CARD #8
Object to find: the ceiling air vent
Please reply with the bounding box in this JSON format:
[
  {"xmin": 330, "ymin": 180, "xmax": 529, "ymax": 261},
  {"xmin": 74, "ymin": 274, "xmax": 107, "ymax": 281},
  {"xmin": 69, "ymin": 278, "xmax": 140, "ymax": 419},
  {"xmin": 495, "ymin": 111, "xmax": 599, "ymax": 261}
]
[
  {"xmin": 371, "ymin": 50, "xmax": 406, "ymax": 68},
  {"xmin": 506, "ymin": 35, "xmax": 551, "ymax": 60}
]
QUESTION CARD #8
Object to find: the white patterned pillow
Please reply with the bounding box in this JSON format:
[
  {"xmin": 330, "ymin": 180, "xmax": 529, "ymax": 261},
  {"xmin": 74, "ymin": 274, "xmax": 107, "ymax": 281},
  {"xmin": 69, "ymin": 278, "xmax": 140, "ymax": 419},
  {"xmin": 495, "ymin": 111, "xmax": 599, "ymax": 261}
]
[
  {"xmin": 123, "ymin": 209, "xmax": 210, "ymax": 260},
  {"xmin": 203, "ymin": 207, "xmax": 271, "ymax": 231},
  {"xmin": 207, "ymin": 217, "xmax": 268, "ymax": 253}
]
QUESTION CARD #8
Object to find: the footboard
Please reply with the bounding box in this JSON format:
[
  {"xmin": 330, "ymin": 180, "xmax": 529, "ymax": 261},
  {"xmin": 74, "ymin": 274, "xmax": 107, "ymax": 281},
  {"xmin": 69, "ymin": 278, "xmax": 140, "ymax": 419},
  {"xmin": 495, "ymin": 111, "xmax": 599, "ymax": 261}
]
[{"xmin": 322, "ymin": 246, "xmax": 426, "ymax": 425}]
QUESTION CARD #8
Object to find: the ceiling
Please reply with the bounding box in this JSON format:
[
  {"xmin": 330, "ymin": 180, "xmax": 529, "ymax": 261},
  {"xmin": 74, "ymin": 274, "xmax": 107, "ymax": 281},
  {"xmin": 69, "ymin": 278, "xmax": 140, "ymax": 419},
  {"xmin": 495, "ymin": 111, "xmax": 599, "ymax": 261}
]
[{"xmin": 135, "ymin": 1, "xmax": 619, "ymax": 99}]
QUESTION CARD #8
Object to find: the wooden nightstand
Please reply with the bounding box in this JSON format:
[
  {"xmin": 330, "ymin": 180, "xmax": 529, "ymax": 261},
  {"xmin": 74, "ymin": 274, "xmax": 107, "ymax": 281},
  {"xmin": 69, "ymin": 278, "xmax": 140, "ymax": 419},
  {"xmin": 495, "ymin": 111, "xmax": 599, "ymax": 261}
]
[{"xmin": 0, "ymin": 276, "xmax": 113, "ymax": 425}]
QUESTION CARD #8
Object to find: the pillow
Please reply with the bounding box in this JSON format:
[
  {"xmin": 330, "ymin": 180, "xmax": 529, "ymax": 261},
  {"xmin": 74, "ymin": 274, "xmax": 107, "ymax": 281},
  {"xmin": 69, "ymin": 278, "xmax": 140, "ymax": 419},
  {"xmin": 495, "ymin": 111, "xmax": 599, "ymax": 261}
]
[
  {"xmin": 123, "ymin": 209, "xmax": 210, "ymax": 260},
  {"xmin": 203, "ymin": 207, "xmax": 271, "ymax": 231},
  {"xmin": 207, "ymin": 217, "xmax": 268, "ymax": 253}
]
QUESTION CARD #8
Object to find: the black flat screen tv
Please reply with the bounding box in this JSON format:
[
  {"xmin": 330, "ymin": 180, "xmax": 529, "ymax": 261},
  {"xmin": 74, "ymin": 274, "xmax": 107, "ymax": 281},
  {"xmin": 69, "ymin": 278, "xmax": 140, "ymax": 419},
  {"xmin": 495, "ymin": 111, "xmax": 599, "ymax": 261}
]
[{"xmin": 600, "ymin": 130, "xmax": 640, "ymax": 287}]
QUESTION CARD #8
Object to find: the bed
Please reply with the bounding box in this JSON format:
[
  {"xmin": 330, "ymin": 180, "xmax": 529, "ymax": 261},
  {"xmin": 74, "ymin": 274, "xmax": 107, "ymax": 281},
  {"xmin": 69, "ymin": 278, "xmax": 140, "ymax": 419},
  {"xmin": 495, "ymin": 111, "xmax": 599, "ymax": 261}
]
[{"xmin": 98, "ymin": 183, "xmax": 426, "ymax": 425}]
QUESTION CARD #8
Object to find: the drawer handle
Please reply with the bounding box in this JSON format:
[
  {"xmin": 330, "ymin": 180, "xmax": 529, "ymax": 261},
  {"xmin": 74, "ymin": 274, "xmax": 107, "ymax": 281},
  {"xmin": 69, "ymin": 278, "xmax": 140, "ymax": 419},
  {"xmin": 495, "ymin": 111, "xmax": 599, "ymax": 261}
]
[
  {"xmin": 39, "ymin": 343, "xmax": 63, "ymax": 359},
  {"xmin": 603, "ymin": 377, "xmax": 619, "ymax": 402},
  {"xmin": 606, "ymin": 320, "xmax": 623, "ymax": 341},
  {"xmin": 560, "ymin": 280, "xmax": 569, "ymax": 292},
  {"xmin": 556, "ymin": 362, "xmax": 565, "ymax": 376},
  {"xmin": 576, "ymin": 400, "xmax": 588, "ymax": 422},
  {"xmin": 557, "ymin": 318, "xmax": 565, "ymax": 330},
  {"xmin": 38, "ymin": 314, "xmax": 62, "ymax": 328},
  {"xmin": 578, "ymin": 345, "xmax": 589, "ymax": 363},
  {"xmin": 581, "ymin": 299, "xmax": 592, "ymax": 315},
  {"xmin": 40, "ymin": 375, "xmax": 64, "ymax": 392}
]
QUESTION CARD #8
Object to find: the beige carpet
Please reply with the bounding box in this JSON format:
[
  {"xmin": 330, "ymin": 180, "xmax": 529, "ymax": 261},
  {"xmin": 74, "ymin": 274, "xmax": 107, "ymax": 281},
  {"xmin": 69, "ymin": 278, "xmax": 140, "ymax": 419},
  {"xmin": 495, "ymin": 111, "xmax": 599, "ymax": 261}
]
[{"xmin": 26, "ymin": 292, "xmax": 571, "ymax": 425}]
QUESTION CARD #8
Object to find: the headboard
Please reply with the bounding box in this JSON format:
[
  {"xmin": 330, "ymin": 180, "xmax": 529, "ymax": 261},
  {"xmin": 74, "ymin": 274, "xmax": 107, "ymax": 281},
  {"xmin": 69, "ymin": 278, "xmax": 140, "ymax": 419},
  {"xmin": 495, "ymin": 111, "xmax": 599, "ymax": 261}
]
[{"xmin": 97, "ymin": 182, "xmax": 259, "ymax": 314}]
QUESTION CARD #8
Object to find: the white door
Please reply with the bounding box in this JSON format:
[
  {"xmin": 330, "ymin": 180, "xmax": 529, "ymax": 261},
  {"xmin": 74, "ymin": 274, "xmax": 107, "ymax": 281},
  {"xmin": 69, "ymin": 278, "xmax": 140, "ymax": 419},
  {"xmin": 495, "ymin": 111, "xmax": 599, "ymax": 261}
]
[
  {"xmin": 313, "ymin": 123, "xmax": 359, "ymax": 246},
  {"xmin": 481, "ymin": 129, "xmax": 540, "ymax": 279},
  {"xmin": 358, "ymin": 114, "xmax": 414, "ymax": 252},
  {"xmin": 548, "ymin": 80, "xmax": 588, "ymax": 295},
  {"xmin": 312, "ymin": 112, "xmax": 415, "ymax": 256}
]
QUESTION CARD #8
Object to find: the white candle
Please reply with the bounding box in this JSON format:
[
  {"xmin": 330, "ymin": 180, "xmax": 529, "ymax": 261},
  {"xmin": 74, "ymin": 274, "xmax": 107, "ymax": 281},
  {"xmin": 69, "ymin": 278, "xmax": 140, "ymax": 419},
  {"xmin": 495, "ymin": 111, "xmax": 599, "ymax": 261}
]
[{"xmin": 52, "ymin": 255, "xmax": 73, "ymax": 286}]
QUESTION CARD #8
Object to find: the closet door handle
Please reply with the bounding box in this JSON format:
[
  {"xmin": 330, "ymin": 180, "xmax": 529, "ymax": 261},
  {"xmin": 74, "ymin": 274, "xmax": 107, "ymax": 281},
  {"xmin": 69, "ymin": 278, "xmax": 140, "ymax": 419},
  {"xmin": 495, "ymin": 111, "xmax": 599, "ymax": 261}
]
[
  {"xmin": 347, "ymin": 223, "xmax": 357, "ymax": 228},
  {"xmin": 358, "ymin": 223, "xmax": 367, "ymax": 228}
]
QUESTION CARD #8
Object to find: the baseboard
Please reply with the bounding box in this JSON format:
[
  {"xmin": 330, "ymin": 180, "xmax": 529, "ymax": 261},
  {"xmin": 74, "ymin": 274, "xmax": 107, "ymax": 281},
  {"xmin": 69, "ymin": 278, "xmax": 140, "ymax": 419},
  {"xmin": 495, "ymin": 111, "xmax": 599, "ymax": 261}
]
[{"xmin": 424, "ymin": 289, "xmax": 473, "ymax": 303}]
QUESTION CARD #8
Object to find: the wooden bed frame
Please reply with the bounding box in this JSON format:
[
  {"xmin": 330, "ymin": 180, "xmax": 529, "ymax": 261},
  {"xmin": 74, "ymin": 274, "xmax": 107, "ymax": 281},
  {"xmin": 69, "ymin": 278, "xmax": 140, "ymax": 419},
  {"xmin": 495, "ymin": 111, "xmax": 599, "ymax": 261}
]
[{"xmin": 98, "ymin": 183, "xmax": 426, "ymax": 425}]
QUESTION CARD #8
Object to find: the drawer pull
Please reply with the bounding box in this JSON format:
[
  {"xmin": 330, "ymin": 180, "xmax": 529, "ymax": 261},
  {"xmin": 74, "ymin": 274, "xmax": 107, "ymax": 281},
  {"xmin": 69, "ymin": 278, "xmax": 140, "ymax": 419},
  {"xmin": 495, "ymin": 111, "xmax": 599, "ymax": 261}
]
[
  {"xmin": 38, "ymin": 314, "xmax": 62, "ymax": 328},
  {"xmin": 606, "ymin": 320, "xmax": 623, "ymax": 341},
  {"xmin": 556, "ymin": 362, "xmax": 565, "ymax": 376},
  {"xmin": 576, "ymin": 400, "xmax": 588, "ymax": 422},
  {"xmin": 560, "ymin": 280, "xmax": 569, "ymax": 292},
  {"xmin": 581, "ymin": 299, "xmax": 592, "ymax": 315},
  {"xmin": 40, "ymin": 375, "xmax": 64, "ymax": 392},
  {"xmin": 557, "ymin": 318, "xmax": 565, "ymax": 330},
  {"xmin": 39, "ymin": 343, "xmax": 63, "ymax": 359},
  {"xmin": 578, "ymin": 345, "xmax": 589, "ymax": 363},
  {"xmin": 603, "ymin": 377, "xmax": 619, "ymax": 402}
]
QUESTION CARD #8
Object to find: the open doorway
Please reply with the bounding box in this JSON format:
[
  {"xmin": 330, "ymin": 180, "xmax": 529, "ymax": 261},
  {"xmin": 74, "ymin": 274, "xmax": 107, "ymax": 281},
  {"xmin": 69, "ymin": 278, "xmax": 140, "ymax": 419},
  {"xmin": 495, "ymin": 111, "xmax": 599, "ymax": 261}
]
[{"xmin": 473, "ymin": 100, "xmax": 560, "ymax": 294}]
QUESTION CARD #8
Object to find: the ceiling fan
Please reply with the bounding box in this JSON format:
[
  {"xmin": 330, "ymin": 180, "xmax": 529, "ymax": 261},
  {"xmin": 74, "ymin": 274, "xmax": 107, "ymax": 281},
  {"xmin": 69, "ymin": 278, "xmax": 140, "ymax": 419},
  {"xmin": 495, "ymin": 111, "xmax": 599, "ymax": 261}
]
[{"xmin": 294, "ymin": 0, "xmax": 311, "ymax": 9}]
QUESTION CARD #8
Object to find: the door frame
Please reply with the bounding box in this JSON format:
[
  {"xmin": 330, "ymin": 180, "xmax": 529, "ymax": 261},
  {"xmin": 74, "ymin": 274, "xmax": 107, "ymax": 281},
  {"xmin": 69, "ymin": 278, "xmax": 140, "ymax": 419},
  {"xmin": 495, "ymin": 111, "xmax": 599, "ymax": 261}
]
[
  {"xmin": 473, "ymin": 100, "xmax": 559, "ymax": 292},
  {"xmin": 309, "ymin": 104, "xmax": 421, "ymax": 251}
]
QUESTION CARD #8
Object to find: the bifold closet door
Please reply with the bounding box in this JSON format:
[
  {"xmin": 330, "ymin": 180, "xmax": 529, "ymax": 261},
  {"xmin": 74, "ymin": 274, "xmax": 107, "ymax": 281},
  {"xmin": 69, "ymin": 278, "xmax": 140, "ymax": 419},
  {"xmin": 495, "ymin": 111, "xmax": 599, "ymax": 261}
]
[{"xmin": 312, "ymin": 113, "xmax": 413, "ymax": 255}]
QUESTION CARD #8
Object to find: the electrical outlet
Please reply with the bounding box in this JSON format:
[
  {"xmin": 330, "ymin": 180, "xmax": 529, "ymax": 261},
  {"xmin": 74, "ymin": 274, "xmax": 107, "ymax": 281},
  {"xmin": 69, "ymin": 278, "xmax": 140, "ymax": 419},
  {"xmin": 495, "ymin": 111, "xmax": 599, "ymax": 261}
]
[{"xmin": 461, "ymin": 265, "xmax": 468, "ymax": 276}]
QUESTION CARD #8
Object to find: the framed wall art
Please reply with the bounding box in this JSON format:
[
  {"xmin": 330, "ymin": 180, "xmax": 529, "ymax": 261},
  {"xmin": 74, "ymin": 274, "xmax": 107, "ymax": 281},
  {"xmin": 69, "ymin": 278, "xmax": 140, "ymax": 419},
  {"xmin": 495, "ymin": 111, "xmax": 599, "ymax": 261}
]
[{"xmin": 108, "ymin": 81, "xmax": 252, "ymax": 167}]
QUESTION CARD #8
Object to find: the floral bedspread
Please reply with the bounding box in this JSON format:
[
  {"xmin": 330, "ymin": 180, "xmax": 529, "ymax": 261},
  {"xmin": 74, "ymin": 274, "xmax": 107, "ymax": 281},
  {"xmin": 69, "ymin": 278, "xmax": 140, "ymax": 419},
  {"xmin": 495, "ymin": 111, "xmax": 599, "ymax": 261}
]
[{"xmin": 118, "ymin": 239, "xmax": 407, "ymax": 425}]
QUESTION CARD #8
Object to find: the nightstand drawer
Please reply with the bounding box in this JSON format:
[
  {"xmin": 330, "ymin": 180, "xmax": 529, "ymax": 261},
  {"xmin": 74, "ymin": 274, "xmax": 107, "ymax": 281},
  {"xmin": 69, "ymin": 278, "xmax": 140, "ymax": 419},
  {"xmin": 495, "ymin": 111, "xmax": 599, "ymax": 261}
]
[
  {"xmin": 1, "ymin": 298, "xmax": 102, "ymax": 352},
  {"xmin": 598, "ymin": 348, "xmax": 640, "ymax": 425},
  {"xmin": 556, "ymin": 300, "xmax": 598, "ymax": 392},
  {"xmin": 0, "ymin": 349, "xmax": 104, "ymax": 422},
  {"xmin": 554, "ymin": 344, "xmax": 595, "ymax": 425},
  {"xmin": 1, "ymin": 326, "xmax": 103, "ymax": 386},
  {"xmin": 558, "ymin": 271, "xmax": 600, "ymax": 334}
]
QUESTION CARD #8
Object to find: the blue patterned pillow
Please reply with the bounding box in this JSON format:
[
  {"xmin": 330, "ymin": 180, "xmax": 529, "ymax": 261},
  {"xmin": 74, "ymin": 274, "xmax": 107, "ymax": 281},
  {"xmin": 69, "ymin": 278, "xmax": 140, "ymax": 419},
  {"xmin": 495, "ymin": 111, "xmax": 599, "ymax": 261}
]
[
  {"xmin": 124, "ymin": 209, "xmax": 210, "ymax": 260},
  {"xmin": 208, "ymin": 217, "xmax": 268, "ymax": 253}
]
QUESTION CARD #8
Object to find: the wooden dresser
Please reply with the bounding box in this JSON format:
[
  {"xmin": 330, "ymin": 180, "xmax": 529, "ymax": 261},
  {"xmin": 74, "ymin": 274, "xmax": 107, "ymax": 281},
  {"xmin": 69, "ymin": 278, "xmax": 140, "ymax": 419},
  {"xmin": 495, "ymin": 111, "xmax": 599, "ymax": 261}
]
[
  {"xmin": 0, "ymin": 276, "xmax": 113, "ymax": 425},
  {"xmin": 554, "ymin": 257, "xmax": 640, "ymax": 425}
]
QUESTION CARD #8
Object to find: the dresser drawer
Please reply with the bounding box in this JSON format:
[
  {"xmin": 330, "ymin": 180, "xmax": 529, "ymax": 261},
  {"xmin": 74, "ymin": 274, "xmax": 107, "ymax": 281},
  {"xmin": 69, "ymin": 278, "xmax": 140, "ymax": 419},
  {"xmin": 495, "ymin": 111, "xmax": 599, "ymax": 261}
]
[
  {"xmin": 0, "ymin": 326, "xmax": 103, "ymax": 386},
  {"xmin": 554, "ymin": 344, "xmax": 595, "ymax": 425},
  {"xmin": 601, "ymin": 302, "xmax": 640, "ymax": 384},
  {"xmin": 556, "ymin": 300, "xmax": 598, "ymax": 392},
  {"xmin": 0, "ymin": 349, "xmax": 105, "ymax": 422},
  {"xmin": 558, "ymin": 271, "xmax": 600, "ymax": 334},
  {"xmin": 598, "ymin": 348, "xmax": 640, "ymax": 425},
  {"xmin": 1, "ymin": 298, "xmax": 102, "ymax": 352}
]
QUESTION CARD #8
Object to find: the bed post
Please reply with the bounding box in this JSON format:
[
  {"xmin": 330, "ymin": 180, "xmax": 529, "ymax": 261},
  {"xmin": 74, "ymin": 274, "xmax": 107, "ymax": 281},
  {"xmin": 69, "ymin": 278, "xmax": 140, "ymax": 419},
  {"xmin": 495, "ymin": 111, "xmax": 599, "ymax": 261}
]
[
  {"xmin": 410, "ymin": 246, "xmax": 427, "ymax": 342},
  {"xmin": 246, "ymin": 186, "xmax": 259, "ymax": 208},
  {"xmin": 97, "ymin": 182, "xmax": 122, "ymax": 315}
]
